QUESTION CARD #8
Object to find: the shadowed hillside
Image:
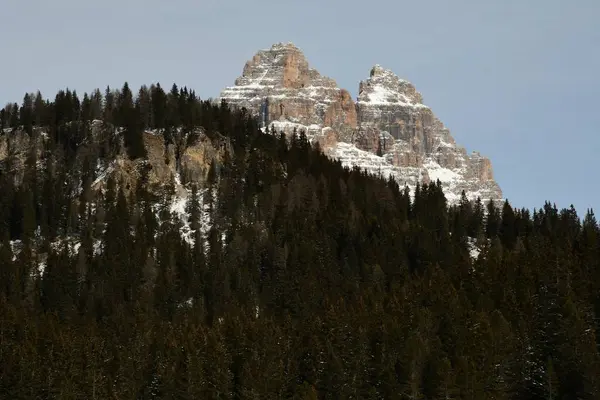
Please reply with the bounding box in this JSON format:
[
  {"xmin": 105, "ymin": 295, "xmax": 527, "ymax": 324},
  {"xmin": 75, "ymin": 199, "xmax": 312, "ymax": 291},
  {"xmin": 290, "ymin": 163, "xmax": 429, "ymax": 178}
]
[{"xmin": 1, "ymin": 84, "xmax": 599, "ymax": 399}]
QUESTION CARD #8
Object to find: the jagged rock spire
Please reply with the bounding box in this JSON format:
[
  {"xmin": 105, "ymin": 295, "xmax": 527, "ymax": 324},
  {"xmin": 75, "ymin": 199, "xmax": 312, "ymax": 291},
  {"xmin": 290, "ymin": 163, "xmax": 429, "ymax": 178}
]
[{"xmin": 219, "ymin": 43, "xmax": 502, "ymax": 203}]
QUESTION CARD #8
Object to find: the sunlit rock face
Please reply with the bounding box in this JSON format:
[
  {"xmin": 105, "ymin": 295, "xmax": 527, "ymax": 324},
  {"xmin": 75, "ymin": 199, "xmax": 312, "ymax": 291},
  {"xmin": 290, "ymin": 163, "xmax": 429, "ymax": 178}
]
[
  {"xmin": 220, "ymin": 43, "xmax": 502, "ymax": 203},
  {"xmin": 356, "ymin": 64, "xmax": 502, "ymax": 202}
]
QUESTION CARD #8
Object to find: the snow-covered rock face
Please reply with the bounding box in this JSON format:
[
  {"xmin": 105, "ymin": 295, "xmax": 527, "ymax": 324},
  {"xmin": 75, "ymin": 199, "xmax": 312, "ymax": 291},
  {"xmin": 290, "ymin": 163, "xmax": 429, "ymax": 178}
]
[
  {"xmin": 359, "ymin": 64, "xmax": 426, "ymax": 107},
  {"xmin": 219, "ymin": 43, "xmax": 503, "ymax": 204},
  {"xmin": 219, "ymin": 42, "xmax": 356, "ymax": 141},
  {"xmin": 356, "ymin": 65, "xmax": 502, "ymax": 203}
]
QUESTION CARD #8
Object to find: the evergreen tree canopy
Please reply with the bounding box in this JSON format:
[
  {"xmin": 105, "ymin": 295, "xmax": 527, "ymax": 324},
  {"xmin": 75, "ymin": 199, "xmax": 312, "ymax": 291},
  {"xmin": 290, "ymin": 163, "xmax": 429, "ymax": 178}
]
[{"xmin": 0, "ymin": 83, "xmax": 598, "ymax": 399}]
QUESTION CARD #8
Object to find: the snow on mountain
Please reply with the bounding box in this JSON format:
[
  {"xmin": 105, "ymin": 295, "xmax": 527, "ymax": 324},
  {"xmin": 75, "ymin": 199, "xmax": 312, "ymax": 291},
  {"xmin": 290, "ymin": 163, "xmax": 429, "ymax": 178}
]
[
  {"xmin": 326, "ymin": 142, "xmax": 427, "ymax": 190},
  {"xmin": 219, "ymin": 42, "xmax": 502, "ymax": 204},
  {"xmin": 220, "ymin": 42, "xmax": 357, "ymax": 143},
  {"xmin": 356, "ymin": 64, "xmax": 502, "ymax": 203},
  {"xmin": 168, "ymin": 172, "xmax": 213, "ymax": 248},
  {"xmin": 358, "ymin": 64, "xmax": 429, "ymax": 109}
]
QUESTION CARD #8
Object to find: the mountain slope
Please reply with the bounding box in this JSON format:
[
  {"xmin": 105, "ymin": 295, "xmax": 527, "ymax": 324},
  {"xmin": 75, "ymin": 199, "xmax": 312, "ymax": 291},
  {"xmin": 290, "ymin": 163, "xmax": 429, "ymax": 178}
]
[{"xmin": 1, "ymin": 81, "xmax": 599, "ymax": 400}]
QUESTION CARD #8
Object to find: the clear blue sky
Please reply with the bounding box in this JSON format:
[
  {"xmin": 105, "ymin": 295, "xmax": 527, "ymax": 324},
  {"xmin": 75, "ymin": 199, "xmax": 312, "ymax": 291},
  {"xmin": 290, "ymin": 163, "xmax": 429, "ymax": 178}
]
[{"xmin": 2, "ymin": 0, "xmax": 599, "ymax": 214}]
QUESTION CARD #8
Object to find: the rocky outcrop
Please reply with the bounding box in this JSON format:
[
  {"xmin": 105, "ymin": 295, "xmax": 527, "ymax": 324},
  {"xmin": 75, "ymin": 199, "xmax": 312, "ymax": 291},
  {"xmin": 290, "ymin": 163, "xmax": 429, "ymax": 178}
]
[
  {"xmin": 356, "ymin": 64, "xmax": 502, "ymax": 202},
  {"xmin": 219, "ymin": 43, "xmax": 503, "ymax": 203},
  {"xmin": 220, "ymin": 42, "xmax": 356, "ymax": 142},
  {"xmin": 0, "ymin": 128, "xmax": 48, "ymax": 186},
  {"xmin": 0, "ymin": 123, "xmax": 229, "ymax": 200},
  {"xmin": 91, "ymin": 128, "xmax": 230, "ymax": 196}
]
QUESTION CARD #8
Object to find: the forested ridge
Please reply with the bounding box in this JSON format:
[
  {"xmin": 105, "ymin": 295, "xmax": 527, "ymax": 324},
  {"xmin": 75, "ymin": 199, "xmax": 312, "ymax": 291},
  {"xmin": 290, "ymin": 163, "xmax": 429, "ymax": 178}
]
[{"xmin": 1, "ymin": 84, "xmax": 599, "ymax": 399}]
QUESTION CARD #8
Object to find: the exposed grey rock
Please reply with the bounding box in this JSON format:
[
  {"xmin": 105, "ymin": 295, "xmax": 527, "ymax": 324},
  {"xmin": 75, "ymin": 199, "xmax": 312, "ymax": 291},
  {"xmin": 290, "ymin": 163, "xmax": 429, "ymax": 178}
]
[{"xmin": 220, "ymin": 43, "xmax": 503, "ymax": 203}]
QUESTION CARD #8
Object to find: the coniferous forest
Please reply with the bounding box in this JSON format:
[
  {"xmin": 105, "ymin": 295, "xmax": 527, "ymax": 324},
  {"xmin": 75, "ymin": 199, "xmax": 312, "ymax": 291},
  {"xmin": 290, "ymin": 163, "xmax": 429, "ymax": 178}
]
[{"xmin": 1, "ymin": 83, "xmax": 600, "ymax": 399}]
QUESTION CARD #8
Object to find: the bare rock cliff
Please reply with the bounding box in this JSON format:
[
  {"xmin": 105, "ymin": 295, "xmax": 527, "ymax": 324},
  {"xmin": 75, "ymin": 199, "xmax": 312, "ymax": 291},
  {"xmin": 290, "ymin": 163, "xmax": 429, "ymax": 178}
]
[
  {"xmin": 356, "ymin": 64, "xmax": 502, "ymax": 202},
  {"xmin": 220, "ymin": 42, "xmax": 356, "ymax": 144},
  {"xmin": 219, "ymin": 43, "xmax": 503, "ymax": 203},
  {"xmin": 0, "ymin": 123, "xmax": 229, "ymax": 199}
]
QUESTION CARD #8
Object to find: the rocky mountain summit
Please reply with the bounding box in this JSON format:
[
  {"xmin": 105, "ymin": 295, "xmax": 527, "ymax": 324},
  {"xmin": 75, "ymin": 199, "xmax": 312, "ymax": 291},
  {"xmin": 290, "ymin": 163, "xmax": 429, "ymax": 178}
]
[
  {"xmin": 220, "ymin": 42, "xmax": 502, "ymax": 203},
  {"xmin": 219, "ymin": 42, "xmax": 356, "ymax": 145}
]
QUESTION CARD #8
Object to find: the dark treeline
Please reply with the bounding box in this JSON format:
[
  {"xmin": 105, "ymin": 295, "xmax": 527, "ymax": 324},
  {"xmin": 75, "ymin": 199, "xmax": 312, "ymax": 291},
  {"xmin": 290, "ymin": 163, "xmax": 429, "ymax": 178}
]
[{"xmin": 1, "ymin": 85, "xmax": 600, "ymax": 399}]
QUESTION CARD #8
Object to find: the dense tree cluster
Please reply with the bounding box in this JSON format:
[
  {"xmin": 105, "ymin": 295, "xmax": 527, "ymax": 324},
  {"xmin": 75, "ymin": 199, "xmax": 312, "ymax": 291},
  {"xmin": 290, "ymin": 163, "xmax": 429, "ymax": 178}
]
[{"xmin": 1, "ymin": 85, "xmax": 600, "ymax": 399}]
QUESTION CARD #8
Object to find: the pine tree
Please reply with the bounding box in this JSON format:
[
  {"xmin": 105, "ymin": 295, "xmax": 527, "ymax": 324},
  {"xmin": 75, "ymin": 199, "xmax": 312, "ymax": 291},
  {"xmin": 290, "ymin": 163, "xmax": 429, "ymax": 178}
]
[
  {"xmin": 137, "ymin": 85, "xmax": 153, "ymax": 129},
  {"xmin": 500, "ymin": 200, "xmax": 517, "ymax": 249},
  {"xmin": 167, "ymin": 83, "xmax": 181, "ymax": 129},
  {"xmin": 422, "ymin": 351, "xmax": 456, "ymax": 399},
  {"xmin": 187, "ymin": 183, "xmax": 202, "ymax": 233},
  {"xmin": 119, "ymin": 82, "xmax": 146, "ymax": 159},
  {"xmin": 545, "ymin": 357, "xmax": 560, "ymax": 400},
  {"xmin": 151, "ymin": 83, "xmax": 167, "ymax": 130},
  {"xmin": 71, "ymin": 89, "xmax": 81, "ymax": 121},
  {"xmin": 0, "ymin": 107, "xmax": 6, "ymax": 131},
  {"xmin": 32, "ymin": 91, "xmax": 46, "ymax": 127},
  {"xmin": 486, "ymin": 199, "xmax": 500, "ymax": 238},
  {"xmin": 81, "ymin": 92, "xmax": 92, "ymax": 123},
  {"xmin": 103, "ymin": 86, "xmax": 115, "ymax": 124},
  {"xmin": 90, "ymin": 88, "xmax": 103, "ymax": 121},
  {"xmin": 9, "ymin": 102, "xmax": 19, "ymax": 128},
  {"xmin": 20, "ymin": 189, "xmax": 36, "ymax": 246},
  {"xmin": 0, "ymin": 234, "xmax": 15, "ymax": 300}
]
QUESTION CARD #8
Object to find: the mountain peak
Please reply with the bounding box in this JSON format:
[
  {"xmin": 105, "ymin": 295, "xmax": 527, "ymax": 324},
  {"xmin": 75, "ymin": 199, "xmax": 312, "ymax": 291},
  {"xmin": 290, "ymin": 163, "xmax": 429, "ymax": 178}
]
[
  {"xmin": 369, "ymin": 64, "xmax": 398, "ymax": 79},
  {"xmin": 267, "ymin": 42, "xmax": 299, "ymax": 51},
  {"xmin": 219, "ymin": 44, "xmax": 502, "ymax": 203},
  {"xmin": 220, "ymin": 42, "xmax": 356, "ymax": 135},
  {"xmin": 360, "ymin": 65, "xmax": 424, "ymax": 107}
]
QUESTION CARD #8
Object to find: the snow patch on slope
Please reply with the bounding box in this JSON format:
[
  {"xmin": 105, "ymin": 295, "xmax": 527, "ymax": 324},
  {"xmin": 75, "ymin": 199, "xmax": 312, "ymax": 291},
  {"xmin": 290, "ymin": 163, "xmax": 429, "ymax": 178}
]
[
  {"xmin": 169, "ymin": 172, "xmax": 213, "ymax": 248},
  {"xmin": 364, "ymin": 84, "xmax": 429, "ymax": 108},
  {"xmin": 358, "ymin": 64, "xmax": 429, "ymax": 109},
  {"xmin": 329, "ymin": 142, "xmax": 396, "ymax": 180},
  {"xmin": 423, "ymin": 159, "xmax": 468, "ymax": 204},
  {"xmin": 93, "ymin": 160, "xmax": 115, "ymax": 187},
  {"xmin": 467, "ymin": 237, "xmax": 481, "ymax": 260},
  {"xmin": 327, "ymin": 142, "xmax": 426, "ymax": 195},
  {"xmin": 267, "ymin": 120, "xmax": 323, "ymax": 138}
]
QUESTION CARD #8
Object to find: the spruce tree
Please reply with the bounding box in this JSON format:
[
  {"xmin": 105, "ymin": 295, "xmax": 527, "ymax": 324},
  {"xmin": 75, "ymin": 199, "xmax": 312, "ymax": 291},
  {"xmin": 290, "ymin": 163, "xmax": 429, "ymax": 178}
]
[
  {"xmin": 20, "ymin": 93, "xmax": 34, "ymax": 134},
  {"xmin": 9, "ymin": 102, "xmax": 19, "ymax": 128},
  {"xmin": 119, "ymin": 82, "xmax": 147, "ymax": 159},
  {"xmin": 500, "ymin": 200, "xmax": 517, "ymax": 249},
  {"xmin": 103, "ymin": 86, "xmax": 115, "ymax": 125},
  {"xmin": 0, "ymin": 107, "xmax": 6, "ymax": 131},
  {"xmin": 90, "ymin": 88, "xmax": 103, "ymax": 121}
]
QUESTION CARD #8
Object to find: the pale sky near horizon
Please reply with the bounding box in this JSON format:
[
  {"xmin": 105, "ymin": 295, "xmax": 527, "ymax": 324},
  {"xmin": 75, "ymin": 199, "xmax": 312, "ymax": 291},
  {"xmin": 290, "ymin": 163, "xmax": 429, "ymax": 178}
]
[{"xmin": 2, "ymin": 0, "xmax": 599, "ymax": 214}]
